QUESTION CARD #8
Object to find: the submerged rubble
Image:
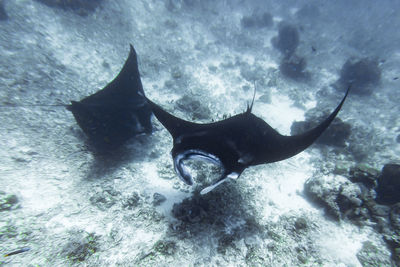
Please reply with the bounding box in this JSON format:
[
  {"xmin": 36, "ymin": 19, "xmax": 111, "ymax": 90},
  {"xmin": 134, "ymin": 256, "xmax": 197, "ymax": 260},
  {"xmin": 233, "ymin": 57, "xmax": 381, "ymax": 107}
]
[
  {"xmin": 357, "ymin": 241, "xmax": 392, "ymax": 266},
  {"xmin": 0, "ymin": 191, "xmax": 19, "ymax": 212},
  {"xmin": 122, "ymin": 192, "xmax": 141, "ymax": 210},
  {"xmin": 304, "ymin": 163, "xmax": 400, "ymax": 265},
  {"xmin": 61, "ymin": 230, "xmax": 99, "ymax": 263},
  {"xmin": 291, "ymin": 114, "xmax": 351, "ymax": 148},
  {"xmin": 175, "ymin": 95, "xmax": 211, "ymax": 121},
  {"xmin": 279, "ymin": 54, "xmax": 309, "ymax": 81},
  {"xmin": 349, "ymin": 164, "xmax": 380, "ymax": 188},
  {"xmin": 152, "ymin": 192, "xmax": 167, "ymax": 206}
]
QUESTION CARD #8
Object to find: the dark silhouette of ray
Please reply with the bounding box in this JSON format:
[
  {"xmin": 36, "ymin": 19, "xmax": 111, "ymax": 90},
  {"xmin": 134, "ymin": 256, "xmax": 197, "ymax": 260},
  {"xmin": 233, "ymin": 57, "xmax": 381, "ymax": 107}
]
[
  {"xmin": 67, "ymin": 45, "xmax": 152, "ymax": 151},
  {"xmin": 147, "ymin": 87, "xmax": 350, "ymax": 194}
]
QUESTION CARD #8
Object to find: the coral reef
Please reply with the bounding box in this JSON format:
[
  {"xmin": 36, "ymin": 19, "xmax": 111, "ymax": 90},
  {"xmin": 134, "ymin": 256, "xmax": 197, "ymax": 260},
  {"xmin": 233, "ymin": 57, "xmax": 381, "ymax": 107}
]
[{"xmin": 336, "ymin": 58, "xmax": 381, "ymax": 95}]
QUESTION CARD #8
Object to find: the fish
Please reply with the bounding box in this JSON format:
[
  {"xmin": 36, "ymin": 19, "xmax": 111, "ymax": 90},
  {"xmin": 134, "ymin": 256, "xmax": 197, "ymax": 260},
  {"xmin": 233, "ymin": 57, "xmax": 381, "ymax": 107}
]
[
  {"xmin": 4, "ymin": 247, "xmax": 30, "ymax": 257},
  {"xmin": 147, "ymin": 87, "xmax": 350, "ymax": 194},
  {"xmin": 66, "ymin": 44, "xmax": 152, "ymax": 151}
]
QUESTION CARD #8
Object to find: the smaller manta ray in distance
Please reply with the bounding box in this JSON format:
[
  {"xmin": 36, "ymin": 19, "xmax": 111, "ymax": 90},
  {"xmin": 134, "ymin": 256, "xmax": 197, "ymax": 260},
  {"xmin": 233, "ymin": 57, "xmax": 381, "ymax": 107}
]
[
  {"xmin": 67, "ymin": 44, "xmax": 152, "ymax": 151},
  {"xmin": 146, "ymin": 87, "xmax": 350, "ymax": 194},
  {"xmin": 0, "ymin": 45, "xmax": 151, "ymax": 151}
]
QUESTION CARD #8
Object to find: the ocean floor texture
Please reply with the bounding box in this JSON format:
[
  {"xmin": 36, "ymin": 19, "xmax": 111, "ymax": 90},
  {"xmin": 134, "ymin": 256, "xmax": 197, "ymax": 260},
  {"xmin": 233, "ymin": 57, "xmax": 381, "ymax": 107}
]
[{"xmin": 1, "ymin": 0, "xmax": 400, "ymax": 266}]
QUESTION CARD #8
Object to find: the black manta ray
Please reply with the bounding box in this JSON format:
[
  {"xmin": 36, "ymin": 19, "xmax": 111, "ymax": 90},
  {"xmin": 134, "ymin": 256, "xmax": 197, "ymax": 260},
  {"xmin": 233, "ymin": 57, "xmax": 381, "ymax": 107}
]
[
  {"xmin": 67, "ymin": 45, "xmax": 152, "ymax": 150},
  {"xmin": 147, "ymin": 87, "xmax": 349, "ymax": 194},
  {"xmin": 1, "ymin": 45, "xmax": 151, "ymax": 151}
]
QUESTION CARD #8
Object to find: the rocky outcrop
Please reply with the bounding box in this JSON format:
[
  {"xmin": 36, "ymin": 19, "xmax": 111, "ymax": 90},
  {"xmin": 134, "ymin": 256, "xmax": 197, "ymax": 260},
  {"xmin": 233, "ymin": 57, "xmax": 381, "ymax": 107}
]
[
  {"xmin": 272, "ymin": 23, "xmax": 299, "ymax": 57},
  {"xmin": 336, "ymin": 58, "xmax": 381, "ymax": 96},
  {"xmin": 304, "ymin": 163, "xmax": 400, "ymax": 265},
  {"xmin": 304, "ymin": 175, "xmax": 364, "ymax": 221},
  {"xmin": 0, "ymin": 191, "xmax": 19, "ymax": 211},
  {"xmin": 279, "ymin": 55, "xmax": 309, "ymax": 81},
  {"xmin": 375, "ymin": 164, "xmax": 400, "ymax": 205},
  {"xmin": 291, "ymin": 117, "xmax": 351, "ymax": 148},
  {"xmin": 153, "ymin": 193, "xmax": 167, "ymax": 206}
]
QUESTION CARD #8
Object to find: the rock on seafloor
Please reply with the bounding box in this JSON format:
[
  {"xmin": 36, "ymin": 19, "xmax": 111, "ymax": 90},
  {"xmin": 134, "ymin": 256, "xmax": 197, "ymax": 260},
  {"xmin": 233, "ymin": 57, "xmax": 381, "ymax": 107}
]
[
  {"xmin": 336, "ymin": 57, "xmax": 381, "ymax": 96},
  {"xmin": 304, "ymin": 163, "xmax": 400, "ymax": 265},
  {"xmin": 375, "ymin": 164, "xmax": 400, "ymax": 205},
  {"xmin": 61, "ymin": 230, "xmax": 99, "ymax": 263},
  {"xmin": 357, "ymin": 241, "xmax": 392, "ymax": 266},
  {"xmin": 153, "ymin": 193, "xmax": 167, "ymax": 206},
  {"xmin": 0, "ymin": 191, "xmax": 19, "ymax": 211},
  {"xmin": 292, "ymin": 116, "xmax": 351, "ymax": 148},
  {"xmin": 271, "ymin": 23, "xmax": 300, "ymax": 57}
]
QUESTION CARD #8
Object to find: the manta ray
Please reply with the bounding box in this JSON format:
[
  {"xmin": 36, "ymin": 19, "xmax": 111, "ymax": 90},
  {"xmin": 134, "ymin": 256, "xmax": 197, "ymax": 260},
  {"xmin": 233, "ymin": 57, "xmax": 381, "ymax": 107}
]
[
  {"xmin": 147, "ymin": 87, "xmax": 349, "ymax": 194},
  {"xmin": 67, "ymin": 45, "xmax": 152, "ymax": 150},
  {"xmin": 2, "ymin": 43, "xmax": 349, "ymax": 194},
  {"xmin": 1, "ymin": 45, "xmax": 151, "ymax": 151}
]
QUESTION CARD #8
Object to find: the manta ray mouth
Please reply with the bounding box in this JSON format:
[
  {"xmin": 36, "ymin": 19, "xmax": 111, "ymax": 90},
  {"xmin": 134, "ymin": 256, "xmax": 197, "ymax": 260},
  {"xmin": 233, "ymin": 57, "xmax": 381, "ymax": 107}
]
[
  {"xmin": 173, "ymin": 149, "xmax": 223, "ymax": 186},
  {"xmin": 173, "ymin": 150, "xmax": 241, "ymax": 194}
]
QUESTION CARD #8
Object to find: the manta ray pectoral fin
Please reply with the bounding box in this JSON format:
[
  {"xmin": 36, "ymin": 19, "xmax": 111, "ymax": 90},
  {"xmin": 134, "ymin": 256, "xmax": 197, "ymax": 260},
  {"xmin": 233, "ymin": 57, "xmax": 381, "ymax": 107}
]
[
  {"xmin": 200, "ymin": 172, "xmax": 240, "ymax": 195},
  {"xmin": 67, "ymin": 44, "xmax": 152, "ymax": 150},
  {"xmin": 270, "ymin": 86, "xmax": 351, "ymax": 162}
]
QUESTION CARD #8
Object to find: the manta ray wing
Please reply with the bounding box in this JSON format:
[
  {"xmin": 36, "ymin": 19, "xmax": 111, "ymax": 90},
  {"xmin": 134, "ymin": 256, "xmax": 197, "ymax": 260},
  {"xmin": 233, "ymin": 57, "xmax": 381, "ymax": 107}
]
[{"xmin": 67, "ymin": 45, "xmax": 152, "ymax": 150}]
